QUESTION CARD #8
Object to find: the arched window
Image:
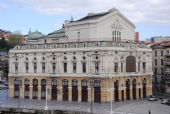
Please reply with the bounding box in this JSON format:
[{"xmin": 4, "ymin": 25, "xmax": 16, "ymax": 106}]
[
  {"xmin": 126, "ymin": 56, "xmax": 136, "ymax": 72},
  {"xmin": 24, "ymin": 79, "xmax": 30, "ymax": 99},
  {"xmin": 62, "ymin": 79, "xmax": 69, "ymax": 101},
  {"xmin": 41, "ymin": 79, "xmax": 46, "ymax": 99},
  {"xmin": 33, "ymin": 79, "xmax": 38, "ymax": 99}
]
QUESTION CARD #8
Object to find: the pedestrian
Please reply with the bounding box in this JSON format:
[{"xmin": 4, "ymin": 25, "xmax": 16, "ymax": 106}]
[{"xmin": 149, "ymin": 110, "xmax": 151, "ymax": 114}]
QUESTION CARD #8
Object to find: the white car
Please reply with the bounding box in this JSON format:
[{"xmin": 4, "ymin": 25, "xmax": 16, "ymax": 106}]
[
  {"xmin": 148, "ymin": 96, "xmax": 157, "ymax": 101},
  {"xmin": 161, "ymin": 99, "xmax": 168, "ymax": 104}
]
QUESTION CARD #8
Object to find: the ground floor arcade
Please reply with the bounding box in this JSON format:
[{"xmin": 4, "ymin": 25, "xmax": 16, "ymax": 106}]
[{"xmin": 8, "ymin": 75, "xmax": 152, "ymax": 103}]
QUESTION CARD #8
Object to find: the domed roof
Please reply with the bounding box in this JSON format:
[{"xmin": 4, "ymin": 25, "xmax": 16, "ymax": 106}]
[
  {"xmin": 28, "ymin": 30, "xmax": 45, "ymax": 40},
  {"xmin": 46, "ymin": 28, "xmax": 65, "ymax": 38}
]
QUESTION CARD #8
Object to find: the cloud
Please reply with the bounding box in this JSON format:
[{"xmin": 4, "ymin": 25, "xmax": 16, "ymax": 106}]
[
  {"xmin": 9, "ymin": 0, "xmax": 170, "ymax": 24},
  {"xmin": 0, "ymin": 2, "xmax": 9, "ymax": 11}
]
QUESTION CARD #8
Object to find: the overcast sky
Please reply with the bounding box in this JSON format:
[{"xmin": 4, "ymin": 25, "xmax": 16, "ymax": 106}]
[{"xmin": 0, "ymin": 0, "xmax": 170, "ymax": 40}]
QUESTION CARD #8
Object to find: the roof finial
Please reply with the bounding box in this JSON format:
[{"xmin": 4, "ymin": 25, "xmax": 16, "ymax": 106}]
[
  {"xmin": 71, "ymin": 16, "xmax": 74, "ymax": 21},
  {"xmin": 28, "ymin": 28, "xmax": 31, "ymax": 34}
]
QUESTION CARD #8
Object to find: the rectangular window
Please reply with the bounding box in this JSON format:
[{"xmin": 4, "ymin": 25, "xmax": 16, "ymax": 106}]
[
  {"xmin": 155, "ymin": 51, "xmax": 157, "ymax": 57},
  {"xmin": 15, "ymin": 63, "xmax": 18, "ymax": 73},
  {"xmin": 42, "ymin": 63, "xmax": 45, "ymax": 73},
  {"xmin": 138, "ymin": 62, "xmax": 140, "ymax": 72},
  {"xmin": 64, "ymin": 63, "xmax": 67, "ymax": 73},
  {"xmin": 143, "ymin": 62, "xmax": 146, "ymax": 73},
  {"xmin": 161, "ymin": 51, "xmax": 163, "ymax": 56},
  {"xmin": 73, "ymin": 63, "xmax": 76, "ymax": 73},
  {"xmin": 95, "ymin": 63, "xmax": 99, "ymax": 75},
  {"xmin": 121, "ymin": 63, "xmax": 123, "ymax": 72},
  {"xmin": 161, "ymin": 59, "xmax": 163, "ymax": 65},
  {"xmin": 26, "ymin": 63, "xmax": 29, "ymax": 73},
  {"xmin": 155, "ymin": 59, "xmax": 157, "ymax": 66},
  {"xmin": 82, "ymin": 63, "xmax": 86, "ymax": 73},
  {"xmin": 114, "ymin": 63, "xmax": 118, "ymax": 73},
  {"xmin": 34, "ymin": 63, "xmax": 37, "ymax": 73},
  {"xmin": 52, "ymin": 63, "xmax": 56, "ymax": 73}
]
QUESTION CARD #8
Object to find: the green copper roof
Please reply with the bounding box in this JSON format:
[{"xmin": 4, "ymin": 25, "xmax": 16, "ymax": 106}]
[
  {"xmin": 46, "ymin": 28, "xmax": 65, "ymax": 38},
  {"xmin": 28, "ymin": 31, "xmax": 45, "ymax": 40}
]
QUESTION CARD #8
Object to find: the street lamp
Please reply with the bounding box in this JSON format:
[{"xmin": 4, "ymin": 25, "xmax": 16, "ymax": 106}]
[
  {"xmin": 108, "ymin": 88, "xmax": 113, "ymax": 114},
  {"xmin": 90, "ymin": 80, "xmax": 94, "ymax": 114},
  {"xmin": 45, "ymin": 85, "xmax": 48, "ymax": 110}
]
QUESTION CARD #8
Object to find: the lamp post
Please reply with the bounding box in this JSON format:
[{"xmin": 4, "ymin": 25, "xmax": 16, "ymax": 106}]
[
  {"xmin": 45, "ymin": 85, "xmax": 48, "ymax": 110},
  {"xmin": 90, "ymin": 80, "xmax": 94, "ymax": 114},
  {"xmin": 108, "ymin": 88, "xmax": 113, "ymax": 114}
]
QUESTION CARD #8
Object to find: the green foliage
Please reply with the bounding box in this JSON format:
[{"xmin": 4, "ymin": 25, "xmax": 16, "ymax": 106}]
[
  {"xmin": 8, "ymin": 34, "xmax": 23, "ymax": 47},
  {"xmin": 0, "ymin": 38, "xmax": 11, "ymax": 52}
]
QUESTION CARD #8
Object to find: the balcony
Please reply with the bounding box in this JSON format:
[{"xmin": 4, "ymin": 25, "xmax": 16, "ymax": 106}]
[{"xmin": 164, "ymin": 62, "xmax": 170, "ymax": 65}]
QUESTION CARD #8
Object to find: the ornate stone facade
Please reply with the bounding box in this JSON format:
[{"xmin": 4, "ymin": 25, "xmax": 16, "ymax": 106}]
[{"xmin": 8, "ymin": 8, "xmax": 153, "ymax": 103}]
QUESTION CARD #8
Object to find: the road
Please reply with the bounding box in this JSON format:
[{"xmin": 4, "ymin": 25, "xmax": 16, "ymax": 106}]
[{"xmin": 0, "ymin": 90, "xmax": 170, "ymax": 114}]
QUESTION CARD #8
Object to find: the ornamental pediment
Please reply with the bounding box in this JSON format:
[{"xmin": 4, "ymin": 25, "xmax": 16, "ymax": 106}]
[{"xmin": 111, "ymin": 19, "xmax": 123, "ymax": 30}]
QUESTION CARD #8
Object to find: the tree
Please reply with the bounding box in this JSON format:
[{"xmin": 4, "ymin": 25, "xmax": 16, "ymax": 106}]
[
  {"xmin": 8, "ymin": 34, "xmax": 23, "ymax": 47},
  {"xmin": 0, "ymin": 38, "xmax": 11, "ymax": 51}
]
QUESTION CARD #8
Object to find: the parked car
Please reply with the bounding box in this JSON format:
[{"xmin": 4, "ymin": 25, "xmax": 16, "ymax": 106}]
[
  {"xmin": 161, "ymin": 99, "xmax": 168, "ymax": 104},
  {"xmin": 167, "ymin": 100, "xmax": 170, "ymax": 106},
  {"xmin": 148, "ymin": 96, "xmax": 157, "ymax": 101},
  {"xmin": 0, "ymin": 87, "xmax": 2, "ymax": 90}
]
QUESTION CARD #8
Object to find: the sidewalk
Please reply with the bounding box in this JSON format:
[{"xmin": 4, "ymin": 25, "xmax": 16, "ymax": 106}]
[{"xmin": 0, "ymin": 97, "xmax": 143, "ymax": 114}]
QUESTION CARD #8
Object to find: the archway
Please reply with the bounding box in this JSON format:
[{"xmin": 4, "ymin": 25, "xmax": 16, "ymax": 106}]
[
  {"xmin": 72, "ymin": 79, "xmax": 78, "ymax": 101},
  {"xmin": 94, "ymin": 80, "xmax": 101, "ymax": 103},
  {"xmin": 41, "ymin": 79, "xmax": 46, "ymax": 99},
  {"xmin": 24, "ymin": 79, "xmax": 30, "ymax": 99},
  {"xmin": 142, "ymin": 78, "xmax": 147, "ymax": 98},
  {"xmin": 126, "ymin": 79, "xmax": 130, "ymax": 100},
  {"xmin": 14, "ymin": 79, "xmax": 20, "ymax": 98},
  {"xmin": 81, "ymin": 80, "xmax": 88, "ymax": 102},
  {"xmin": 62, "ymin": 79, "xmax": 68, "ymax": 101},
  {"xmin": 33, "ymin": 79, "xmax": 38, "ymax": 99},
  {"xmin": 51, "ymin": 79, "xmax": 57, "ymax": 100},
  {"xmin": 132, "ymin": 79, "xmax": 136, "ymax": 99},
  {"xmin": 114, "ymin": 80, "xmax": 119, "ymax": 101}
]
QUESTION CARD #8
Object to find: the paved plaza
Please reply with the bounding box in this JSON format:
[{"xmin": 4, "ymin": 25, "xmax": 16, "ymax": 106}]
[{"xmin": 0, "ymin": 90, "xmax": 170, "ymax": 114}]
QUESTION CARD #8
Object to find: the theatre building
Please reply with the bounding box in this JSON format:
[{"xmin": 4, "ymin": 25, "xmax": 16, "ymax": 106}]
[{"xmin": 8, "ymin": 8, "xmax": 153, "ymax": 103}]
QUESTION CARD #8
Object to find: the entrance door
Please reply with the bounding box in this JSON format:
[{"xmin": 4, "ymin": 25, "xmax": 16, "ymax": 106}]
[
  {"xmin": 114, "ymin": 80, "xmax": 119, "ymax": 101},
  {"xmin": 94, "ymin": 87, "xmax": 101, "ymax": 103},
  {"xmin": 82, "ymin": 87, "xmax": 88, "ymax": 102},
  {"xmin": 142, "ymin": 79, "xmax": 147, "ymax": 98},
  {"xmin": 132, "ymin": 79, "xmax": 136, "ymax": 99},
  {"xmin": 51, "ymin": 79, "xmax": 57, "ymax": 100},
  {"xmin": 62, "ymin": 80, "xmax": 68, "ymax": 101},
  {"xmin": 126, "ymin": 79, "xmax": 130, "ymax": 100},
  {"xmin": 72, "ymin": 80, "xmax": 78, "ymax": 101},
  {"xmin": 143, "ymin": 84, "xmax": 146, "ymax": 98},
  {"xmin": 121, "ymin": 90, "xmax": 124, "ymax": 101},
  {"xmin": 81, "ymin": 80, "xmax": 88, "ymax": 102},
  {"xmin": 94, "ymin": 80, "xmax": 101, "ymax": 103},
  {"xmin": 139, "ymin": 88, "xmax": 141, "ymax": 98},
  {"xmin": 63, "ymin": 86, "xmax": 68, "ymax": 101}
]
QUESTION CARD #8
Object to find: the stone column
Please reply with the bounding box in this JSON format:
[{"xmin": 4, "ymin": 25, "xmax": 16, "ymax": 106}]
[
  {"xmin": 68, "ymin": 80, "xmax": 72, "ymax": 101},
  {"xmin": 101, "ymin": 87, "xmax": 108, "ymax": 103},
  {"xmin": 130, "ymin": 85, "xmax": 133, "ymax": 100},
  {"xmin": 9, "ymin": 77, "xmax": 14, "ymax": 98},
  {"xmin": 38, "ymin": 79, "xmax": 41, "ymax": 100},
  {"xmin": 57, "ymin": 79, "xmax": 62, "ymax": 101},
  {"xmin": 78, "ymin": 80, "xmax": 82, "ymax": 102}
]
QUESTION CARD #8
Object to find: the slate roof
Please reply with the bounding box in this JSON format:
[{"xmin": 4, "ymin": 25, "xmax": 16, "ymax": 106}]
[{"xmin": 76, "ymin": 12, "xmax": 110, "ymax": 22}]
